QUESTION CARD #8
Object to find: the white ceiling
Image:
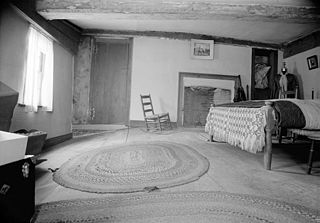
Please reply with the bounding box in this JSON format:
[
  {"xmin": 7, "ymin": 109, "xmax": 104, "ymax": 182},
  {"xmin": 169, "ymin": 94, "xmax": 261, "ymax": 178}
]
[{"xmin": 36, "ymin": 0, "xmax": 320, "ymax": 46}]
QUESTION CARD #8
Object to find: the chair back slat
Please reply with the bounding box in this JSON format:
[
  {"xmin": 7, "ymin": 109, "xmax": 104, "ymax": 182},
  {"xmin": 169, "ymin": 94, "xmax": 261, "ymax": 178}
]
[{"xmin": 140, "ymin": 94, "xmax": 155, "ymax": 117}]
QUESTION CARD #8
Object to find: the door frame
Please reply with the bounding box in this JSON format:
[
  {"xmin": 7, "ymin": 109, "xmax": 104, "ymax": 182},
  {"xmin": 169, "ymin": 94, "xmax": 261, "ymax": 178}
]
[{"xmin": 251, "ymin": 48, "xmax": 278, "ymax": 100}]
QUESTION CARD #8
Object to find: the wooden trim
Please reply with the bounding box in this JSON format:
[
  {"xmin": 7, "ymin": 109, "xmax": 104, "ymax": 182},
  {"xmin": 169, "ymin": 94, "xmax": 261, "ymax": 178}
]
[
  {"xmin": 36, "ymin": 0, "xmax": 320, "ymax": 24},
  {"xmin": 130, "ymin": 120, "xmax": 148, "ymax": 128},
  {"xmin": 72, "ymin": 124, "xmax": 127, "ymax": 130},
  {"xmin": 10, "ymin": 2, "xmax": 81, "ymax": 54},
  {"xmin": 43, "ymin": 132, "xmax": 73, "ymax": 149},
  {"xmin": 84, "ymin": 30, "xmax": 281, "ymax": 50},
  {"xmin": 177, "ymin": 72, "xmax": 239, "ymax": 127},
  {"xmin": 127, "ymin": 38, "xmax": 133, "ymax": 126},
  {"xmin": 179, "ymin": 72, "xmax": 240, "ymax": 81},
  {"xmin": 283, "ymin": 30, "xmax": 320, "ymax": 58}
]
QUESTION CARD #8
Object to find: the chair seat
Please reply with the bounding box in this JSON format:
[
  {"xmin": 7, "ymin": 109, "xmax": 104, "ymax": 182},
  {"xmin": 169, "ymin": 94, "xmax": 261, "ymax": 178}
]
[{"xmin": 279, "ymin": 90, "xmax": 297, "ymax": 99}]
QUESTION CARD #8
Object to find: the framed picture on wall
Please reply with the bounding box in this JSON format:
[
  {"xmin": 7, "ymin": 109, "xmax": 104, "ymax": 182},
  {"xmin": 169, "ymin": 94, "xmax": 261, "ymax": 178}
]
[
  {"xmin": 190, "ymin": 39, "xmax": 214, "ymax": 60},
  {"xmin": 307, "ymin": 55, "xmax": 318, "ymax": 70}
]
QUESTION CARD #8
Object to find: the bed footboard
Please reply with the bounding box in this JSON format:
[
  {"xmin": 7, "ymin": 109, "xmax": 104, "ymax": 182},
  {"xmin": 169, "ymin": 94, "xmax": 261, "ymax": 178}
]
[{"xmin": 206, "ymin": 101, "xmax": 275, "ymax": 170}]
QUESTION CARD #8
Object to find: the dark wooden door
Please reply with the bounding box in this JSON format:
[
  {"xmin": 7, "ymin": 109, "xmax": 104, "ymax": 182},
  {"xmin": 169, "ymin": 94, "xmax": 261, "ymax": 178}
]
[
  {"xmin": 89, "ymin": 39, "xmax": 131, "ymax": 124},
  {"xmin": 251, "ymin": 48, "xmax": 278, "ymax": 100}
]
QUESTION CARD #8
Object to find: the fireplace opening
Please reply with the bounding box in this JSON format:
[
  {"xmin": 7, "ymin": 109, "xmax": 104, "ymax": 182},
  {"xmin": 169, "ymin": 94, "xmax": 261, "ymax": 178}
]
[
  {"xmin": 183, "ymin": 86, "xmax": 231, "ymax": 127},
  {"xmin": 178, "ymin": 72, "xmax": 240, "ymax": 127}
]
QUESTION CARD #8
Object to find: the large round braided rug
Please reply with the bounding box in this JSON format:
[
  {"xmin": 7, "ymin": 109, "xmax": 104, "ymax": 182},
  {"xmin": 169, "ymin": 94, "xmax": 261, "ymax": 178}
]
[
  {"xmin": 53, "ymin": 141, "xmax": 209, "ymax": 193},
  {"xmin": 33, "ymin": 191, "xmax": 320, "ymax": 223}
]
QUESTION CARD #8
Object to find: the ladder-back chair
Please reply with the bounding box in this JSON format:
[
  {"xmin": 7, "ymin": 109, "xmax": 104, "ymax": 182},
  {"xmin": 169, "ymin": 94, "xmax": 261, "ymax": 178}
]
[
  {"xmin": 279, "ymin": 85, "xmax": 299, "ymax": 99},
  {"xmin": 140, "ymin": 94, "xmax": 172, "ymax": 131}
]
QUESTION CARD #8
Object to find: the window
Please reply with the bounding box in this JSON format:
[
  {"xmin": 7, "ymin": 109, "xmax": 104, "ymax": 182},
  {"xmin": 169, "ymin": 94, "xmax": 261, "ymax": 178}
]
[{"xmin": 20, "ymin": 26, "xmax": 53, "ymax": 112}]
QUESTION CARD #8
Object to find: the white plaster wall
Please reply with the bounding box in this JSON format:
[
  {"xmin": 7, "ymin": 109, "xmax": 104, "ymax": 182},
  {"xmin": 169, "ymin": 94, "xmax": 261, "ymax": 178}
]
[
  {"xmin": 0, "ymin": 6, "xmax": 29, "ymax": 93},
  {"xmin": 0, "ymin": 6, "xmax": 74, "ymax": 139},
  {"xmin": 130, "ymin": 37, "xmax": 252, "ymax": 122},
  {"xmin": 285, "ymin": 47, "xmax": 320, "ymax": 99}
]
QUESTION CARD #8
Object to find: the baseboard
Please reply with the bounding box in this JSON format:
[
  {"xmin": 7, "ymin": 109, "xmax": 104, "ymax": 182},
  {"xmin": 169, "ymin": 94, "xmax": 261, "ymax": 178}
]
[
  {"xmin": 72, "ymin": 124, "xmax": 127, "ymax": 130},
  {"xmin": 129, "ymin": 120, "xmax": 146, "ymax": 127},
  {"xmin": 43, "ymin": 132, "xmax": 73, "ymax": 149}
]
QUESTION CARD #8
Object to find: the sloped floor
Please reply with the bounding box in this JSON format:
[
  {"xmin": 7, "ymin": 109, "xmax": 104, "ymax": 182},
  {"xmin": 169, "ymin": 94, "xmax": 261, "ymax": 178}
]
[{"xmin": 35, "ymin": 127, "xmax": 320, "ymax": 211}]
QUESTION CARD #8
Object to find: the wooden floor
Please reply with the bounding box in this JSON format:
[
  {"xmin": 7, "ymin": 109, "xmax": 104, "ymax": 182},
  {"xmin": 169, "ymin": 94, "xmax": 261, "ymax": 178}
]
[{"xmin": 35, "ymin": 127, "xmax": 320, "ymax": 211}]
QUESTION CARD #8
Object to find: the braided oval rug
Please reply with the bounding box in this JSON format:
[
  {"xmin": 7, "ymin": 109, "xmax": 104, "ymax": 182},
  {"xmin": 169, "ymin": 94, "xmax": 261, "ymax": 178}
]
[
  {"xmin": 33, "ymin": 191, "xmax": 320, "ymax": 223},
  {"xmin": 53, "ymin": 141, "xmax": 209, "ymax": 193}
]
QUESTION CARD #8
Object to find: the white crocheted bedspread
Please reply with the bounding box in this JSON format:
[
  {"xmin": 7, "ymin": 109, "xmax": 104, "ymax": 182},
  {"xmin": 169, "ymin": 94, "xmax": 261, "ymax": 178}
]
[{"xmin": 205, "ymin": 106, "xmax": 268, "ymax": 153}]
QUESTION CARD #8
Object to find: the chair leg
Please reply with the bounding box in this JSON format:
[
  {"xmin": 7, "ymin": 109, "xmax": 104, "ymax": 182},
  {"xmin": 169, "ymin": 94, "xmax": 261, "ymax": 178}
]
[
  {"xmin": 145, "ymin": 119, "xmax": 151, "ymax": 131},
  {"xmin": 167, "ymin": 114, "xmax": 172, "ymax": 129},
  {"xmin": 158, "ymin": 118, "xmax": 162, "ymax": 131},
  {"xmin": 307, "ymin": 140, "xmax": 315, "ymax": 174}
]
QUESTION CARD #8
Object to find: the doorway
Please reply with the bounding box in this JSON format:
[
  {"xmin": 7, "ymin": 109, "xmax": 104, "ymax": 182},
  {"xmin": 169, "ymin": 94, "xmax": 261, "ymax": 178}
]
[
  {"xmin": 89, "ymin": 38, "xmax": 132, "ymax": 125},
  {"xmin": 251, "ymin": 48, "xmax": 278, "ymax": 100}
]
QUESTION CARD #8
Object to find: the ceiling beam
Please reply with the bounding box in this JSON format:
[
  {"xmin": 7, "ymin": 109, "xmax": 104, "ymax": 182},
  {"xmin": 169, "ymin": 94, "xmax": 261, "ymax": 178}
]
[
  {"xmin": 83, "ymin": 29, "xmax": 281, "ymax": 49},
  {"xmin": 9, "ymin": 0, "xmax": 81, "ymax": 54},
  {"xmin": 36, "ymin": 0, "xmax": 320, "ymax": 24},
  {"xmin": 283, "ymin": 30, "xmax": 320, "ymax": 58}
]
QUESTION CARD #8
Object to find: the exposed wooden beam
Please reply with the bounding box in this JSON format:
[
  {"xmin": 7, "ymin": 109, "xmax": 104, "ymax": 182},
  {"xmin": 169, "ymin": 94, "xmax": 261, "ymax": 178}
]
[
  {"xmin": 36, "ymin": 0, "xmax": 320, "ymax": 24},
  {"xmin": 83, "ymin": 29, "xmax": 281, "ymax": 49},
  {"xmin": 9, "ymin": 0, "xmax": 81, "ymax": 54},
  {"xmin": 283, "ymin": 30, "xmax": 320, "ymax": 58}
]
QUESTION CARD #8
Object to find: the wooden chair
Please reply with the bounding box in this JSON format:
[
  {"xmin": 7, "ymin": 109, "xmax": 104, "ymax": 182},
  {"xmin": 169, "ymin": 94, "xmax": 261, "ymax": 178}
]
[
  {"xmin": 140, "ymin": 94, "xmax": 172, "ymax": 131},
  {"xmin": 278, "ymin": 85, "xmax": 298, "ymax": 99}
]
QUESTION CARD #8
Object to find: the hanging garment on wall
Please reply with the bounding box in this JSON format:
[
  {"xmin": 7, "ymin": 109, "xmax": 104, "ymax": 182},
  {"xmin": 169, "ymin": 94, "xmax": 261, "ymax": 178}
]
[
  {"xmin": 234, "ymin": 75, "xmax": 246, "ymax": 102},
  {"xmin": 254, "ymin": 64, "xmax": 271, "ymax": 89}
]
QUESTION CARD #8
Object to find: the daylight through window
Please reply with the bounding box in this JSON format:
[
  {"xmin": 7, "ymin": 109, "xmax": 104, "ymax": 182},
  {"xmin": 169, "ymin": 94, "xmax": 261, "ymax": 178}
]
[{"xmin": 20, "ymin": 26, "xmax": 53, "ymax": 112}]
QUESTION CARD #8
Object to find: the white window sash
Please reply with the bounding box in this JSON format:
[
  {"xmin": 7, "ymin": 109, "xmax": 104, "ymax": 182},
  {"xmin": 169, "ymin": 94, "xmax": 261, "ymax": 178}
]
[{"xmin": 20, "ymin": 26, "xmax": 53, "ymax": 112}]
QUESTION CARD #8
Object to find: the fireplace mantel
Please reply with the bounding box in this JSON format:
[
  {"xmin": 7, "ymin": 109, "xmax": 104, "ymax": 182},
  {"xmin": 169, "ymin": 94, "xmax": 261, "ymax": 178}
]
[{"xmin": 177, "ymin": 72, "xmax": 241, "ymax": 127}]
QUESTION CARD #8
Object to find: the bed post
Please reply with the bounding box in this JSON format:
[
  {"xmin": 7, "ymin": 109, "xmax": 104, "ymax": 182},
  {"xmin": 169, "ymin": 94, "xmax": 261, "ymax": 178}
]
[{"xmin": 264, "ymin": 101, "xmax": 274, "ymax": 170}]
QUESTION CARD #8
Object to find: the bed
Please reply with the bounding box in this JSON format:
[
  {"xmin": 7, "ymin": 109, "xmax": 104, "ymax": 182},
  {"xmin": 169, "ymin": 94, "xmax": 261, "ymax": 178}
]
[{"xmin": 205, "ymin": 99, "xmax": 320, "ymax": 170}]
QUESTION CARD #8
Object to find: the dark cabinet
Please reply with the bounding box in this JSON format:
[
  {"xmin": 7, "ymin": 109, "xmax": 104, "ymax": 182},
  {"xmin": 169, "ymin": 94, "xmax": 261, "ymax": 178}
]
[{"xmin": 0, "ymin": 157, "xmax": 35, "ymax": 222}]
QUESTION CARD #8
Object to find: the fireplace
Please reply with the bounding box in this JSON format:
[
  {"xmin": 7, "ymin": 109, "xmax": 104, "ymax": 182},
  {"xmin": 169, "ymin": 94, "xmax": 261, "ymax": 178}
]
[{"xmin": 177, "ymin": 72, "xmax": 240, "ymax": 127}]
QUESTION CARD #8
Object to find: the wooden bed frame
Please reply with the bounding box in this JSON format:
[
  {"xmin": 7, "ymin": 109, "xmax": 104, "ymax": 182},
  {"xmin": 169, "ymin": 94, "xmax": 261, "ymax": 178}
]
[
  {"xmin": 263, "ymin": 101, "xmax": 275, "ymax": 170},
  {"xmin": 209, "ymin": 101, "xmax": 275, "ymax": 170}
]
